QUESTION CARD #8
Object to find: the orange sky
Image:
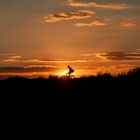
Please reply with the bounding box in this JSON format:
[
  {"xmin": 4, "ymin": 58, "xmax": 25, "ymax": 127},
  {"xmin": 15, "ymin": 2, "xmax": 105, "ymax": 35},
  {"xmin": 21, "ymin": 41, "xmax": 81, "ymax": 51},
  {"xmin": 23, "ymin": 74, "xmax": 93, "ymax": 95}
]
[{"xmin": 0, "ymin": 0, "xmax": 140, "ymax": 78}]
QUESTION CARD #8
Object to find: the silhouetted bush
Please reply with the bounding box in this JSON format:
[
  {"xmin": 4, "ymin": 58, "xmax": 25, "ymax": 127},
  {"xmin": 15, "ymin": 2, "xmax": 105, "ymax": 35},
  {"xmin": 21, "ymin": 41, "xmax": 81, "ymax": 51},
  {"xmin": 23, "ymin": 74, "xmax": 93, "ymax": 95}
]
[{"xmin": 0, "ymin": 67, "xmax": 139, "ymax": 104}]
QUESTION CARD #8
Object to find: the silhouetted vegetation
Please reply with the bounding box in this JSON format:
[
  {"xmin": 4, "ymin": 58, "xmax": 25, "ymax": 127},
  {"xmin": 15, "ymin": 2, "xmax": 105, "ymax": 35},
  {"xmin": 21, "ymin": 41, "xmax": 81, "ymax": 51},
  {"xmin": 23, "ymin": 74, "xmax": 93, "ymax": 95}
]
[{"xmin": 0, "ymin": 67, "xmax": 140, "ymax": 105}]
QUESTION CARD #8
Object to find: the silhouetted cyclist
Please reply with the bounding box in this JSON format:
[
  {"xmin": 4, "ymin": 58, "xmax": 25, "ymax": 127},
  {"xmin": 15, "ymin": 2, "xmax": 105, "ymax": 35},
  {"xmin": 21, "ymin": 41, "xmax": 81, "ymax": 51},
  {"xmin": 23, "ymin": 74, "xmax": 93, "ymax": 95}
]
[{"xmin": 67, "ymin": 65, "xmax": 74, "ymax": 76}]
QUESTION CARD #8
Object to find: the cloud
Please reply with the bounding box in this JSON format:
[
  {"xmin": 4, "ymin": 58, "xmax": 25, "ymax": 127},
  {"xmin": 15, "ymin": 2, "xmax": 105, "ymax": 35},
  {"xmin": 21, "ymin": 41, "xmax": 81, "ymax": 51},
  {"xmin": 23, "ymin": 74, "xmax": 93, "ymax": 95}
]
[
  {"xmin": 1, "ymin": 52, "xmax": 92, "ymax": 65},
  {"xmin": 8, "ymin": 56, "xmax": 21, "ymax": 59},
  {"xmin": 44, "ymin": 10, "xmax": 95, "ymax": 22},
  {"xmin": 96, "ymin": 52, "xmax": 140, "ymax": 60},
  {"xmin": 23, "ymin": 59, "xmax": 90, "ymax": 63},
  {"xmin": 120, "ymin": 21, "xmax": 136, "ymax": 28},
  {"xmin": 75, "ymin": 21, "xmax": 106, "ymax": 27},
  {"xmin": 2, "ymin": 56, "xmax": 90, "ymax": 64},
  {"xmin": 81, "ymin": 53, "xmax": 96, "ymax": 57},
  {"xmin": 0, "ymin": 67, "xmax": 58, "ymax": 73},
  {"xmin": 67, "ymin": 0, "xmax": 131, "ymax": 9},
  {"xmin": 3, "ymin": 55, "xmax": 22, "ymax": 62}
]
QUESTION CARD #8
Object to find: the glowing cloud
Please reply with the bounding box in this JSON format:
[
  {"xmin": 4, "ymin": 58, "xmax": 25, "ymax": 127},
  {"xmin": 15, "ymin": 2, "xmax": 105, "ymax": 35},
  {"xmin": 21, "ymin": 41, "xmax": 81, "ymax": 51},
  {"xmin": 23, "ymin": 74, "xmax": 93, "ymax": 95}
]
[
  {"xmin": 67, "ymin": 0, "xmax": 131, "ymax": 10},
  {"xmin": 3, "ymin": 55, "xmax": 22, "ymax": 62},
  {"xmin": 75, "ymin": 21, "xmax": 106, "ymax": 27},
  {"xmin": 2, "ymin": 57, "xmax": 90, "ymax": 64},
  {"xmin": 120, "ymin": 21, "xmax": 136, "ymax": 28}
]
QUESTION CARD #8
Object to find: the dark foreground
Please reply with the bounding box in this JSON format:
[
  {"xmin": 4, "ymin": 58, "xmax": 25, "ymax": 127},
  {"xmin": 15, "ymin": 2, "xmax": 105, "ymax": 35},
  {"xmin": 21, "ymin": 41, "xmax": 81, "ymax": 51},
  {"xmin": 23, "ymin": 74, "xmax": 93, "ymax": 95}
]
[{"xmin": 0, "ymin": 67, "xmax": 140, "ymax": 107}]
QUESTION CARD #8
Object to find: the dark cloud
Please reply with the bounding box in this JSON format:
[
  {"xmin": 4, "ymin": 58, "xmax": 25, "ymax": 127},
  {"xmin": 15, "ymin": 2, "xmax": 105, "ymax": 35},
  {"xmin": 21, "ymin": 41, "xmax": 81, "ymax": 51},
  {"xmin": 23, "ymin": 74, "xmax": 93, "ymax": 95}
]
[
  {"xmin": 44, "ymin": 10, "xmax": 95, "ymax": 22},
  {"xmin": 0, "ymin": 67, "xmax": 59, "ymax": 73},
  {"xmin": 98, "ymin": 52, "xmax": 140, "ymax": 60}
]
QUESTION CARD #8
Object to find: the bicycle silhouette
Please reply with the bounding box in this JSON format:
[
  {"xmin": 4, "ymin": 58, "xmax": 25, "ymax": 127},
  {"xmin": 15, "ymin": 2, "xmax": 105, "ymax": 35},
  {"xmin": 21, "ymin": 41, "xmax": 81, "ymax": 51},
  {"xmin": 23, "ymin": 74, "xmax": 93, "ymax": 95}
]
[{"xmin": 66, "ymin": 73, "xmax": 75, "ymax": 79}]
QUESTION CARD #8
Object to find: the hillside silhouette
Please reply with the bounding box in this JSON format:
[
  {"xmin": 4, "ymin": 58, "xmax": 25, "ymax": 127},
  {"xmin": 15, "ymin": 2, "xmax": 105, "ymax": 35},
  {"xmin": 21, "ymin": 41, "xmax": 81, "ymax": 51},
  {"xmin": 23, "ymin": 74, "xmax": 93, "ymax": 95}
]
[{"xmin": 0, "ymin": 67, "xmax": 140, "ymax": 106}]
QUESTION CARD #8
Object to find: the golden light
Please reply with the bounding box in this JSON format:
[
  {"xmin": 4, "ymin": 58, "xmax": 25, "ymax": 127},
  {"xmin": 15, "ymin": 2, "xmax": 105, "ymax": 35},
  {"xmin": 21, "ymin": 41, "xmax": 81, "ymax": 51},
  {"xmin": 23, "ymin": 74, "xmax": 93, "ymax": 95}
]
[{"xmin": 59, "ymin": 70, "xmax": 68, "ymax": 76}]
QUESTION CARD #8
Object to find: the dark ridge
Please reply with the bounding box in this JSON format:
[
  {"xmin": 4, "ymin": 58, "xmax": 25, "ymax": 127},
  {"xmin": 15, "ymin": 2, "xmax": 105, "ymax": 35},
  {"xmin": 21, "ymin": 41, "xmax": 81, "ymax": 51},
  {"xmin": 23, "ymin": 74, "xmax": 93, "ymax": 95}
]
[{"xmin": 0, "ymin": 67, "xmax": 139, "ymax": 107}]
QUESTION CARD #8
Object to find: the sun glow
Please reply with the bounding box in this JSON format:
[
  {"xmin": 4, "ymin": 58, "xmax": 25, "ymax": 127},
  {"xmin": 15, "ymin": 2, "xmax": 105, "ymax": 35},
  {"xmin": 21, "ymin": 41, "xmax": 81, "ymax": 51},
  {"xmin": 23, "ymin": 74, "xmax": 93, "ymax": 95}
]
[{"xmin": 59, "ymin": 70, "xmax": 68, "ymax": 76}]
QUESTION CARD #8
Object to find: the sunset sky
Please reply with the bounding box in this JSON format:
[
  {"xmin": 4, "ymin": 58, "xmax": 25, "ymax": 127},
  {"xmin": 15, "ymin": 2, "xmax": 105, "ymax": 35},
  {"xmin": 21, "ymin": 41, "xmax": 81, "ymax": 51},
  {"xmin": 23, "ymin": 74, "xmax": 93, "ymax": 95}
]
[{"xmin": 0, "ymin": 0, "xmax": 140, "ymax": 77}]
